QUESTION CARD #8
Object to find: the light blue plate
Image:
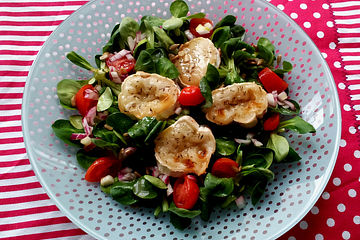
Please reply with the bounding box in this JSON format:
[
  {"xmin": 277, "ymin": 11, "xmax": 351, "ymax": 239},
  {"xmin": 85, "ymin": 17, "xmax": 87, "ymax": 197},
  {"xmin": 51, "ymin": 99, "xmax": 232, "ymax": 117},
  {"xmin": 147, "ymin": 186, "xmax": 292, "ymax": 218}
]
[{"xmin": 22, "ymin": 0, "xmax": 341, "ymax": 239}]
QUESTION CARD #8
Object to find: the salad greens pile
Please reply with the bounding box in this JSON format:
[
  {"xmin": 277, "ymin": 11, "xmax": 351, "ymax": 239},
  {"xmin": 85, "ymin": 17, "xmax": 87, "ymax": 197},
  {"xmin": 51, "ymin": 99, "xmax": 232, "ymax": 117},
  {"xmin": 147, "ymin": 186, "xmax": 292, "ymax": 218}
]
[{"xmin": 52, "ymin": 0, "xmax": 315, "ymax": 230}]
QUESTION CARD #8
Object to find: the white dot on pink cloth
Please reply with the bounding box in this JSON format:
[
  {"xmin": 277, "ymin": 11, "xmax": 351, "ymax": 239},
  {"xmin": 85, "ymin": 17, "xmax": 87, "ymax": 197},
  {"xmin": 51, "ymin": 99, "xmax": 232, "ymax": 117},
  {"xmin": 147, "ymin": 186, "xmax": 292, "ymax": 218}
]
[
  {"xmin": 338, "ymin": 83, "xmax": 346, "ymax": 90},
  {"xmin": 303, "ymin": 22, "xmax": 311, "ymax": 28},
  {"xmin": 315, "ymin": 234, "xmax": 324, "ymax": 240},
  {"xmin": 326, "ymin": 218, "xmax": 335, "ymax": 227},
  {"xmin": 342, "ymin": 231, "xmax": 350, "ymax": 240},
  {"xmin": 290, "ymin": 13, "xmax": 298, "ymax": 19},
  {"xmin": 311, "ymin": 206, "xmax": 319, "ymax": 214},
  {"xmin": 344, "ymin": 163, "xmax": 352, "ymax": 172},
  {"xmin": 354, "ymin": 216, "xmax": 360, "ymax": 224},
  {"xmin": 332, "ymin": 177, "xmax": 341, "ymax": 186},
  {"xmin": 317, "ymin": 31, "xmax": 324, "ymax": 38},
  {"xmin": 337, "ymin": 203, "xmax": 346, "ymax": 212},
  {"xmin": 348, "ymin": 189, "xmax": 357, "ymax": 198}
]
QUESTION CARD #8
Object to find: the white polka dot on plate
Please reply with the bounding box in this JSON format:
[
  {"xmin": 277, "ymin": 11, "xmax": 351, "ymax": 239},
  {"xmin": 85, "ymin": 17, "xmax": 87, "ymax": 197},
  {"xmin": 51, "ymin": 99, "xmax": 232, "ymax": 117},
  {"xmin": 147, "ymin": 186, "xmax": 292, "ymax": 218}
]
[
  {"xmin": 348, "ymin": 189, "xmax": 357, "ymax": 198},
  {"xmin": 326, "ymin": 218, "xmax": 335, "ymax": 227},
  {"xmin": 354, "ymin": 216, "xmax": 360, "ymax": 224},
  {"xmin": 340, "ymin": 139, "xmax": 347, "ymax": 147},
  {"xmin": 329, "ymin": 42, "xmax": 336, "ymax": 49},
  {"xmin": 322, "ymin": 52, "xmax": 328, "ymax": 58},
  {"xmin": 354, "ymin": 150, "xmax": 360, "ymax": 158},
  {"xmin": 332, "ymin": 177, "xmax": 341, "ymax": 186},
  {"xmin": 299, "ymin": 221, "xmax": 308, "ymax": 229},
  {"xmin": 342, "ymin": 231, "xmax": 350, "ymax": 240},
  {"xmin": 337, "ymin": 203, "xmax": 346, "ymax": 212},
  {"xmin": 344, "ymin": 163, "xmax": 352, "ymax": 172},
  {"xmin": 315, "ymin": 233, "xmax": 324, "ymax": 240},
  {"xmin": 288, "ymin": 237, "xmax": 296, "ymax": 240}
]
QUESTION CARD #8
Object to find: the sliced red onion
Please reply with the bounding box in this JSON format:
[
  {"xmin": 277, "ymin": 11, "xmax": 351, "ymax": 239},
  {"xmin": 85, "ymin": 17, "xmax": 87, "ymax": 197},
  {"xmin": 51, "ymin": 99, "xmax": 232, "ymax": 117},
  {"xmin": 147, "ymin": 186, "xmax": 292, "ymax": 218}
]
[
  {"xmin": 110, "ymin": 71, "xmax": 122, "ymax": 83},
  {"xmin": 127, "ymin": 36, "xmax": 136, "ymax": 52},
  {"xmin": 185, "ymin": 30, "xmax": 194, "ymax": 40},
  {"xmin": 175, "ymin": 107, "xmax": 182, "ymax": 115},
  {"xmin": 136, "ymin": 31, "xmax": 143, "ymax": 42},
  {"xmin": 118, "ymin": 172, "xmax": 137, "ymax": 181},
  {"xmin": 266, "ymin": 93, "xmax": 277, "ymax": 108},
  {"xmin": 70, "ymin": 133, "xmax": 88, "ymax": 140},
  {"xmin": 109, "ymin": 49, "xmax": 131, "ymax": 62},
  {"xmin": 108, "ymin": 66, "xmax": 116, "ymax": 72},
  {"xmin": 251, "ymin": 138, "xmax": 263, "ymax": 147},
  {"xmin": 119, "ymin": 167, "xmax": 133, "ymax": 174},
  {"xmin": 82, "ymin": 117, "xmax": 93, "ymax": 136},
  {"xmin": 150, "ymin": 166, "xmax": 160, "ymax": 178},
  {"xmin": 83, "ymin": 141, "xmax": 96, "ymax": 152},
  {"xmin": 159, "ymin": 174, "xmax": 170, "ymax": 185},
  {"xmin": 277, "ymin": 100, "xmax": 285, "ymax": 106},
  {"xmin": 246, "ymin": 132, "xmax": 255, "ymax": 140},
  {"xmin": 120, "ymin": 73, "xmax": 128, "ymax": 80},
  {"xmin": 234, "ymin": 138, "xmax": 252, "ymax": 145},
  {"xmin": 277, "ymin": 91, "xmax": 288, "ymax": 101},
  {"xmin": 85, "ymin": 106, "xmax": 97, "ymax": 126},
  {"xmin": 126, "ymin": 54, "xmax": 134, "ymax": 61},
  {"xmin": 235, "ymin": 195, "xmax": 246, "ymax": 209},
  {"xmin": 84, "ymin": 88, "xmax": 99, "ymax": 100},
  {"xmin": 97, "ymin": 111, "xmax": 108, "ymax": 120},
  {"xmin": 167, "ymin": 183, "xmax": 173, "ymax": 196},
  {"xmin": 99, "ymin": 52, "xmax": 110, "ymax": 60},
  {"xmin": 283, "ymin": 100, "xmax": 296, "ymax": 110},
  {"xmin": 187, "ymin": 175, "xmax": 197, "ymax": 182},
  {"xmin": 94, "ymin": 85, "xmax": 102, "ymax": 92}
]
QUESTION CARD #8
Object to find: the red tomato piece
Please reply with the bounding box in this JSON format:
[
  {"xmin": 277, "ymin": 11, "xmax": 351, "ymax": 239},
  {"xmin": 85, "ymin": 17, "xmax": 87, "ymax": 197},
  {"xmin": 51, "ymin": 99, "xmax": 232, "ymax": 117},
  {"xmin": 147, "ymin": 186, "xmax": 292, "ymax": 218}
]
[
  {"xmin": 173, "ymin": 175, "xmax": 200, "ymax": 210},
  {"xmin": 106, "ymin": 54, "xmax": 135, "ymax": 75},
  {"xmin": 211, "ymin": 158, "xmax": 239, "ymax": 178},
  {"xmin": 263, "ymin": 113, "xmax": 280, "ymax": 131},
  {"xmin": 258, "ymin": 67, "xmax": 289, "ymax": 93},
  {"xmin": 75, "ymin": 84, "xmax": 98, "ymax": 117},
  {"xmin": 189, "ymin": 18, "xmax": 214, "ymax": 38},
  {"xmin": 178, "ymin": 86, "xmax": 205, "ymax": 106},
  {"xmin": 85, "ymin": 156, "xmax": 118, "ymax": 182}
]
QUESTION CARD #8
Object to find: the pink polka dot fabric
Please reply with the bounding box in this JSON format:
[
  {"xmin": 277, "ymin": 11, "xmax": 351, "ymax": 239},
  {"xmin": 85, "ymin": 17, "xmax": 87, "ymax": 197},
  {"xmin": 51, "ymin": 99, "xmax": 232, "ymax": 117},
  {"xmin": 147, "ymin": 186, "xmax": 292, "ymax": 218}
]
[{"xmin": 270, "ymin": 0, "xmax": 360, "ymax": 239}]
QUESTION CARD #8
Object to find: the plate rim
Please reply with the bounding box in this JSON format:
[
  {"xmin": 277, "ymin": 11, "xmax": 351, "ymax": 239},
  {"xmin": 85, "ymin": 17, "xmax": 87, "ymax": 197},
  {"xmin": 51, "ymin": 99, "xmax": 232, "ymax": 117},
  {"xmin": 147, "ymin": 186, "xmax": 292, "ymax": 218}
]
[{"xmin": 21, "ymin": 0, "xmax": 342, "ymax": 239}]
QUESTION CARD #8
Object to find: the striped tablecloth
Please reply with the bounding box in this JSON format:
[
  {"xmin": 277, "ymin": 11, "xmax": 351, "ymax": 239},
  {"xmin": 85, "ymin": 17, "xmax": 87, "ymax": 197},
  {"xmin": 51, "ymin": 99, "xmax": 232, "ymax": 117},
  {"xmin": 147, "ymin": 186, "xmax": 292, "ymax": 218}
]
[{"xmin": 0, "ymin": 0, "xmax": 359, "ymax": 239}]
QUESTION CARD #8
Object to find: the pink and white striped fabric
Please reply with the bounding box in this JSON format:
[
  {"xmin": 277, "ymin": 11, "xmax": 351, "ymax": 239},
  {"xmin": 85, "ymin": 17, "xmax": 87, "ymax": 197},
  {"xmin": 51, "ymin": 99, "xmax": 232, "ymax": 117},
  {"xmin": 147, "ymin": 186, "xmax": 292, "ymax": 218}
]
[{"xmin": 0, "ymin": 0, "xmax": 359, "ymax": 239}]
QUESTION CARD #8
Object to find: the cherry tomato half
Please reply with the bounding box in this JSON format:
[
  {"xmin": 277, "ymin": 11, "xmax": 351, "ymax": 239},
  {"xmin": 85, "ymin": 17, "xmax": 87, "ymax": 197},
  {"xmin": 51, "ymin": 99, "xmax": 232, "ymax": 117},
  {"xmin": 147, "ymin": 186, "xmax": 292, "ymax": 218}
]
[
  {"xmin": 211, "ymin": 158, "xmax": 239, "ymax": 178},
  {"xmin": 85, "ymin": 156, "xmax": 118, "ymax": 182},
  {"xmin": 258, "ymin": 67, "xmax": 289, "ymax": 93},
  {"xmin": 173, "ymin": 175, "xmax": 200, "ymax": 210},
  {"xmin": 106, "ymin": 54, "xmax": 135, "ymax": 75},
  {"xmin": 263, "ymin": 113, "xmax": 280, "ymax": 131},
  {"xmin": 178, "ymin": 86, "xmax": 205, "ymax": 106},
  {"xmin": 189, "ymin": 18, "xmax": 214, "ymax": 38},
  {"xmin": 75, "ymin": 84, "xmax": 98, "ymax": 117}
]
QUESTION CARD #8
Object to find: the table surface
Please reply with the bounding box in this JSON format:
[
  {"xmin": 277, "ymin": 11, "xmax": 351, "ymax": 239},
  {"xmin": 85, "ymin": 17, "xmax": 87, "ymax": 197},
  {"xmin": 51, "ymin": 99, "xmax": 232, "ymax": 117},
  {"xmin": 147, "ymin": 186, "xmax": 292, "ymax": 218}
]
[{"xmin": 0, "ymin": 0, "xmax": 359, "ymax": 239}]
